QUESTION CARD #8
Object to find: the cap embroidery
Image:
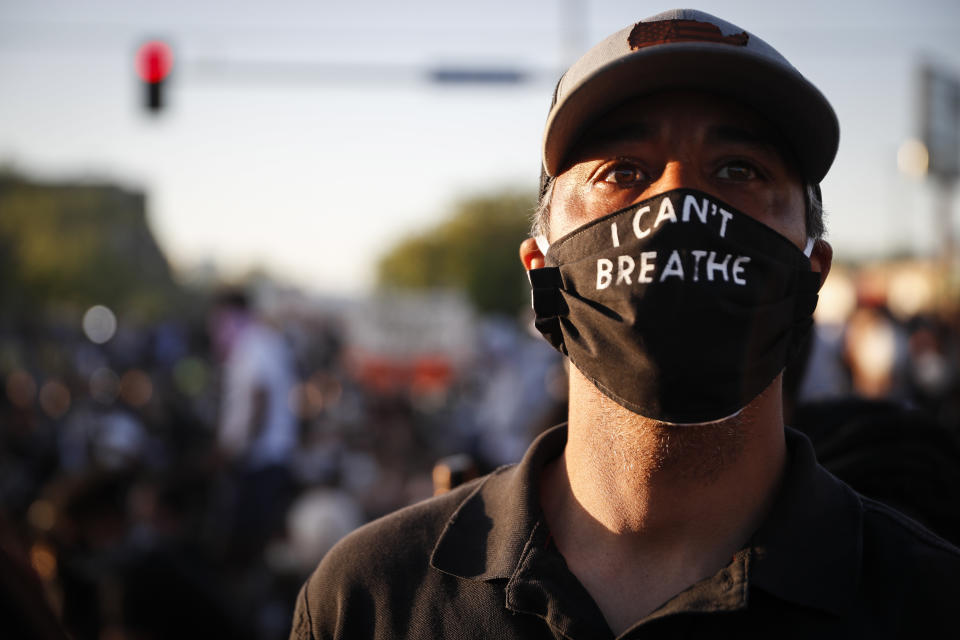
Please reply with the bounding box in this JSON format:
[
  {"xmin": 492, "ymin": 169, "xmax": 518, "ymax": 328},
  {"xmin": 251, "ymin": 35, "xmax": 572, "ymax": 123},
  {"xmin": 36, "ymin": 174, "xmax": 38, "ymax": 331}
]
[{"xmin": 628, "ymin": 19, "xmax": 749, "ymax": 50}]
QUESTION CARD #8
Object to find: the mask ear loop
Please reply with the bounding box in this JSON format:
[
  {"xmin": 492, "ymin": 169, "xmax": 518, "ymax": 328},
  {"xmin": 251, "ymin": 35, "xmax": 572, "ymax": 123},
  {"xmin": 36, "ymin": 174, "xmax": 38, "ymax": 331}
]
[
  {"xmin": 534, "ymin": 235, "xmax": 550, "ymax": 257},
  {"xmin": 803, "ymin": 237, "xmax": 815, "ymax": 258}
]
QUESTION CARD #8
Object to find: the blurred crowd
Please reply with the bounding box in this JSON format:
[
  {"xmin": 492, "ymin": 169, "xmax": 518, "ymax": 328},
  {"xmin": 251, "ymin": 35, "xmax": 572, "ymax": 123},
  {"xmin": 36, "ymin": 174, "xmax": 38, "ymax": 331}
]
[
  {"xmin": 795, "ymin": 262, "xmax": 960, "ymax": 425},
  {"xmin": 785, "ymin": 262, "xmax": 960, "ymax": 547},
  {"xmin": 0, "ymin": 286, "xmax": 564, "ymax": 640},
  {"xmin": 1, "ymin": 261, "xmax": 959, "ymax": 639}
]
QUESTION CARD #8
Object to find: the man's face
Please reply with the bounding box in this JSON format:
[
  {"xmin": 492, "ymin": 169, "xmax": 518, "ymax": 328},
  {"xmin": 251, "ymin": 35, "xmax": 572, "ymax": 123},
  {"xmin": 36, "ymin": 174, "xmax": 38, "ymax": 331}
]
[{"xmin": 548, "ymin": 91, "xmax": 807, "ymax": 249}]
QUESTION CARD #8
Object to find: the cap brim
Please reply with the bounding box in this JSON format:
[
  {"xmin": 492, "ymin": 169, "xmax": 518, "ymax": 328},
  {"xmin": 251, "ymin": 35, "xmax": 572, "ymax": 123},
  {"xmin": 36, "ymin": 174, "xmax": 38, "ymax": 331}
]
[{"xmin": 542, "ymin": 42, "xmax": 839, "ymax": 184}]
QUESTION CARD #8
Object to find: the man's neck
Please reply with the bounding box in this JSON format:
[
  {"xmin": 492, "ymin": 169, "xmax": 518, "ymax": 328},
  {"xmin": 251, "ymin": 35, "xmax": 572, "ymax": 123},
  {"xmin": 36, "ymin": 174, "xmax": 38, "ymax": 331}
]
[{"xmin": 539, "ymin": 367, "xmax": 787, "ymax": 632}]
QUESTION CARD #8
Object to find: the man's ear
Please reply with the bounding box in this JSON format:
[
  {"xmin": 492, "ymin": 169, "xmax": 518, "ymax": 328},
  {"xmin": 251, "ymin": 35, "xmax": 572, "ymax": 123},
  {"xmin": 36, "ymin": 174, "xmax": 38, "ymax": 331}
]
[
  {"xmin": 809, "ymin": 239, "xmax": 833, "ymax": 290},
  {"xmin": 519, "ymin": 237, "xmax": 545, "ymax": 271}
]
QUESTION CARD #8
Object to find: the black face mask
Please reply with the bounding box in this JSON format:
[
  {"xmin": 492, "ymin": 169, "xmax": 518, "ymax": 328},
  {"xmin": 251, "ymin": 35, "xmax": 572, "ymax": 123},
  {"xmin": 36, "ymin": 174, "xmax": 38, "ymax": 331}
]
[{"xmin": 528, "ymin": 188, "xmax": 820, "ymax": 424}]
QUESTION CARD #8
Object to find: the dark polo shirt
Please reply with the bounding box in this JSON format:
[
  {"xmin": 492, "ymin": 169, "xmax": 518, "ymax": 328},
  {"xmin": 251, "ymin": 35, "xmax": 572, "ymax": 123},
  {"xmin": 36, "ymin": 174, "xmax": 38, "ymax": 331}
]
[{"xmin": 291, "ymin": 425, "xmax": 960, "ymax": 639}]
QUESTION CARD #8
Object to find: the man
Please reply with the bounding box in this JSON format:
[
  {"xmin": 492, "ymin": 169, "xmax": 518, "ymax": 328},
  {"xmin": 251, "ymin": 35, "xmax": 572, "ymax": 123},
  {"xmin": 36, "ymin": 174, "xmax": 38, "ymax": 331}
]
[
  {"xmin": 291, "ymin": 10, "xmax": 960, "ymax": 639},
  {"xmin": 209, "ymin": 289, "xmax": 298, "ymax": 563}
]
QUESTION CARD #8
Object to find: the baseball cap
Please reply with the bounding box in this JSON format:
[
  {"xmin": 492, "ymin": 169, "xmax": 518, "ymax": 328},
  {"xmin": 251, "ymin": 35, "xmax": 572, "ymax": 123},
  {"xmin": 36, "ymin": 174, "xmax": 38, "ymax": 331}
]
[{"xmin": 541, "ymin": 9, "xmax": 839, "ymax": 185}]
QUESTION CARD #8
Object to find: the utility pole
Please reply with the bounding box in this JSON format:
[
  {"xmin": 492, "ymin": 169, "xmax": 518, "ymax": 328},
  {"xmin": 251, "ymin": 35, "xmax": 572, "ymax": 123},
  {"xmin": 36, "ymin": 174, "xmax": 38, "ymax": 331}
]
[
  {"xmin": 559, "ymin": 0, "xmax": 587, "ymax": 67},
  {"xmin": 918, "ymin": 62, "xmax": 960, "ymax": 310}
]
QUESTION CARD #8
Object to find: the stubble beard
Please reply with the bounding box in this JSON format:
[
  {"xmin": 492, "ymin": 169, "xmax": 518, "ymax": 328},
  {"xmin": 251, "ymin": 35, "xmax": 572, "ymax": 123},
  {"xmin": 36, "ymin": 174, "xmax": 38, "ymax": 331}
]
[{"xmin": 586, "ymin": 387, "xmax": 749, "ymax": 488}]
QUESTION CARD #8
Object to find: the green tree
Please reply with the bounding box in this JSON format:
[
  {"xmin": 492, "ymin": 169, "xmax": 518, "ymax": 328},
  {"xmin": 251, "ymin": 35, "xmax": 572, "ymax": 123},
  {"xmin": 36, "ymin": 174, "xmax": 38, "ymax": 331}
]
[
  {"xmin": 0, "ymin": 172, "xmax": 187, "ymax": 321},
  {"xmin": 377, "ymin": 190, "xmax": 535, "ymax": 315}
]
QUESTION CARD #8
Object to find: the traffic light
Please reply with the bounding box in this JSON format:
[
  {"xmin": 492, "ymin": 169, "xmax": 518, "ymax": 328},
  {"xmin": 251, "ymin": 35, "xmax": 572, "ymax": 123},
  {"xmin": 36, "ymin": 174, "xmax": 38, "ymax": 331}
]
[{"xmin": 135, "ymin": 40, "xmax": 173, "ymax": 113}]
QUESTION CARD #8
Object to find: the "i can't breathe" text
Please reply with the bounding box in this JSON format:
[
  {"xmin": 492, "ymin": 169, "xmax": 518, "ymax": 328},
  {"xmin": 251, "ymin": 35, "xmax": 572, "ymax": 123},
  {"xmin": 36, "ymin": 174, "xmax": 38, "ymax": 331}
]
[{"xmin": 596, "ymin": 193, "xmax": 749, "ymax": 290}]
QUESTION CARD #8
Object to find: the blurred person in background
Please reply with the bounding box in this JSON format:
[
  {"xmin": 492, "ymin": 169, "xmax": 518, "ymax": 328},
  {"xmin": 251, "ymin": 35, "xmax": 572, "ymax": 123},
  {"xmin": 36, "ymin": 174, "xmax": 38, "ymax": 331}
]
[
  {"xmin": 905, "ymin": 314, "xmax": 958, "ymax": 423},
  {"xmin": 208, "ymin": 289, "xmax": 298, "ymax": 567},
  {"xmin": 291, "ymin": 9, "xmax": 959, "ymax": 639},
  {"xmin": 843, "ymin": 305, "xmax": 907, "ymax": 399},
  {"xmin": 0, "ymin": 511, "xmax": 70, "ymax": 640}
]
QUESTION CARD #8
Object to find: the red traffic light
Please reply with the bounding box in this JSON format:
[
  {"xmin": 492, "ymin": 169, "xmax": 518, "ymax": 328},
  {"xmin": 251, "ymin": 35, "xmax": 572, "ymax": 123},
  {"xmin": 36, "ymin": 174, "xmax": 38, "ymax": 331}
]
[{"xmin": 136, "ymin": 41, "xmax": 173, "ymax": 84}]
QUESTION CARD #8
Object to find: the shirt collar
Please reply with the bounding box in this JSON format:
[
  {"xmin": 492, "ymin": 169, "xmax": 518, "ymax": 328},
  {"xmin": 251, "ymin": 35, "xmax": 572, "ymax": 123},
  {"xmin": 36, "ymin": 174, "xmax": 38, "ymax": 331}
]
[
  {"xmin": 430, "ymin": 424, "xmax": 864, "ymax": 617},
  {"xmin": 430, "ymin": 425, "xmax": 563, "ymax": 581},
  {"xmin": 748, "ymin": 427, "xmax": 863, "ymax": 615}
]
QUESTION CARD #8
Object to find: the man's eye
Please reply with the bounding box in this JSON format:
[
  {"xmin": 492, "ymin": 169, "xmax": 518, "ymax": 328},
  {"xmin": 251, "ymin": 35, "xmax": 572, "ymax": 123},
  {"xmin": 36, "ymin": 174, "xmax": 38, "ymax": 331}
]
[
  {"xmin": 601, "ymin": 163, "xmax": 646, "ymax": 185},
  {"xmin": 716, "ymin": 162, "xmax": 759, "ymax": 181}
]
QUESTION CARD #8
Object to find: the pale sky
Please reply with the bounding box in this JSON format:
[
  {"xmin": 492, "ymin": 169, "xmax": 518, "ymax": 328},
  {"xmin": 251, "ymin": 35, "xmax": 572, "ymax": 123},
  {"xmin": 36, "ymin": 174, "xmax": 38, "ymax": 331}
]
[{"xmin": 1, "ymin": 0, "xmax": 958, "ymax": 295}]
